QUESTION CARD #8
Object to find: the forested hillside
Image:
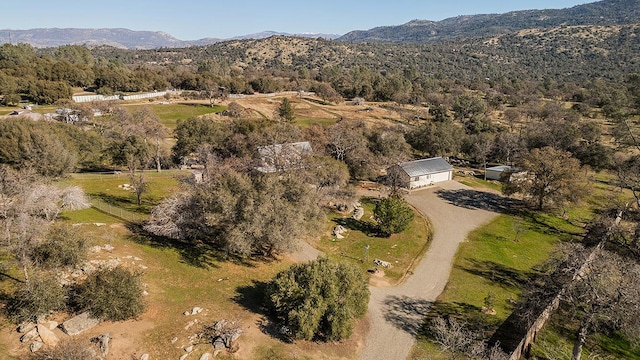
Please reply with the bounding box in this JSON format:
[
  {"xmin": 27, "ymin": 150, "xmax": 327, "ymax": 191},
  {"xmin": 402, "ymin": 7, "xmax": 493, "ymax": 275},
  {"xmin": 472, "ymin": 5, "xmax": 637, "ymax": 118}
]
[{"xmin": 339, "ymin": 0, "xmax": 640, "ymax": 43}]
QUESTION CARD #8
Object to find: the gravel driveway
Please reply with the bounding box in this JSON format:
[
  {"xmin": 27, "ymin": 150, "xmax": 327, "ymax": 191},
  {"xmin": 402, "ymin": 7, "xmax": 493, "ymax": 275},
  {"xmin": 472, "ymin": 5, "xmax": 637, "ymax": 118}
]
[{"xmin": 358, "ymin": 181, "xmax": 500, "ymax": 360}]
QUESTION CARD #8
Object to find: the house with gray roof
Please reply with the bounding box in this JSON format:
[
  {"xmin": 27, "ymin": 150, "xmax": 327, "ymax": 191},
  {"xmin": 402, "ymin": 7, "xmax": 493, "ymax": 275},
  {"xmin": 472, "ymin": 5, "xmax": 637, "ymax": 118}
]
[{"xmin": 387, "ymin": 157, "xmax": 454, "ymax": 189}]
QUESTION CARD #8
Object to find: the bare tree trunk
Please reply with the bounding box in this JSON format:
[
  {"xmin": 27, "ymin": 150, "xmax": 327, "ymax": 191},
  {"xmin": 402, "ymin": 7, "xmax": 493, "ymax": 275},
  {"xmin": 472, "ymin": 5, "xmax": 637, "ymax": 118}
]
[
  {"xmin": 155, "ymin": 135, "xmax": 162, "ymax": 172},
  {"xmin": 483, "ymin": 160, "xmax": 487, "ymax": 181},
  {"xmin": 571, "ymin": 323, "xmax": 589, "ymax": 360}
]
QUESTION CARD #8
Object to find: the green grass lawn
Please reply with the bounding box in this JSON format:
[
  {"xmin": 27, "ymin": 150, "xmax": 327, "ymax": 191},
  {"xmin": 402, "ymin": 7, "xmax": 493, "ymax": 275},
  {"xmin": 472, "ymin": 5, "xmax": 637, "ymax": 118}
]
[
  {"xmin": 59, "ymin": 170, "xmax": 188, "ymax": 215},
  {"xmin": 409, "ymin": 171, "xmax": 635, "ymax": 359},
  {"xmin": 456, "ymin": 173, "xmax": 503, "ymax": 192},
  {"xmin": 126, "ymin": 103, "xmax": 226, "ymax": 129},
  {"xmin": 316, "ymin": 197, "xmax": 430, "ymax": 283},
  {"xmin": 295, "ymin": 116, "xmax": 338, "ymax": 128},
  {"xmin": 410, "ymin": 210, "xmax": 582, "ymax": 358}
]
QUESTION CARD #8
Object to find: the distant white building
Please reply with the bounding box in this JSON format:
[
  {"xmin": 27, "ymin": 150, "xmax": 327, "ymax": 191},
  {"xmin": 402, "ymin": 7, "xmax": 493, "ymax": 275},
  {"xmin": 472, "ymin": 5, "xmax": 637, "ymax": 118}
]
[
  {"xmin": 256, "ymin": 141, "xmax": 313, "ymax": 173},
  {"xmin": 387, "ymin": 157, "xmax": 454, "ymax": 189},
  {"xmin": 485, "ymin": 165, "xmax": 516, "ymax": 181}
]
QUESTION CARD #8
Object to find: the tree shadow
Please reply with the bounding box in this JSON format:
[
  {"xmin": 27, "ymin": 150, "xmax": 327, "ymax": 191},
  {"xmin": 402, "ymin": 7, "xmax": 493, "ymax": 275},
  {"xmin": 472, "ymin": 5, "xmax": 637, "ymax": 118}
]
[
  {"xmin": 383, "ymin": 295, "xmax": 433, "ymax": 336},
  {"xmin": 332, "ymin": 218, "xmax": 383, "ymax": 237},
  {"xmin": 456, "ymin": 259, "xmax": 533, "ymax": 290},
  {"xmin": 125, "ymin": 223, "xmax": 230, "ymax": 269},
  {"xmin": 522, "ymin": 212, "xmax": 583, "ymax": 240},
  {"xmin": 416, "ymin": 300, "xmax": 498, "ymax": 341},
  {"xmin": 234, "ymin": 280, "xmax": 291, "ymax": 342},
  {"xmin": 0, "ymin": 272, "xmax": 24, "ymax": 283},
  {"xmin": 234, "ymin": 280, "xmax": 268, "ymax": 314},
  {"xmin": 435, "ymin": 189, "xmax": 521, "ymax": 214}
]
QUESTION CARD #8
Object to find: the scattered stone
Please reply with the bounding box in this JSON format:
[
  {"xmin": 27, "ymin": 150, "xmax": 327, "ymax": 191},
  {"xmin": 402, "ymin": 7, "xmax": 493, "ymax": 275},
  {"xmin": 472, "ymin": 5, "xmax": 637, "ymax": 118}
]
[
  {"xmin": 20, "ymin": 328, "xmax": 39, "ymax": 343},
  {"xmin": 199, "ymin": 353, "xmax": 211, "ymax": 360},
  {"xmin": 171, "ymin": 337, "xmax": 178, "ymax": 344},
  {"xmin": 37, "ymin": 325, "xmax": 59, "ymax": 347},
  {"xmin": 140, "ymin": 354, "xmax": 150, "ymax": 360},
  {"xmin": 373, "ymin": 258, "xmax": 391, "ymax": 268},
  {"xmin": 18, "ymin": 322, "xmax": 35, "ymax": 333},
  {"xmin": 185, "ymin": 345, "xmax": 193, "ymax": 352},
  {"xmin": 143, "ymin": 290, "xmax": 149, "ymax": 296},
  {"xmin": 213, "ymin": 320, "xmax": 227, "ymax": 331},
  {"xmin": 93, "ymin": 223, "xmax": 106, "ymax": 227},
  {"xmin": 353, "ymin": 207, "xmax": 364, "ymax": 220},
  {"xmin": 102, "ymin": 244, "xmax": 114, "ymax": 251},
  {"xmin": 333, "ymin": 224, "xmax": 346, "ymax": 237},
  {"xmin": 213, "ymin": 349, "xmax": 222, "ymax": 357},
  {"xmin": 191, "ymin": 307, "xmax": 202, "ymax": 315},
  {"xmin": 61, "ymin": 312, "xmax": 100, "ymax": 336},
  {"xmin": 93, "ymin": 333, "xmax": 110, "ymax": 356},
  {"xmin": 139, "ymin": 265, "xmax": 148, "ymax": 270},
  {"xmin": 213, "ymin": 338, "xmax": 225, "ymax": 350},
  {"xmin": 134, "ymin": 257, "xmax": 142, "ymax": 261},
  {"xmin": 179, "ymin": 354, "xmax": 189, "ymax": 360},
  {"xmin": 30, "ymin": 341, "xmax": 43, "ymax": 352},
  {"xmin": 89, "ymin": 246, "xmax": 103, "ymax": 253},
  {"xmin": 183, "ymin": 311, "xmax": 190, "ymax": 316}
]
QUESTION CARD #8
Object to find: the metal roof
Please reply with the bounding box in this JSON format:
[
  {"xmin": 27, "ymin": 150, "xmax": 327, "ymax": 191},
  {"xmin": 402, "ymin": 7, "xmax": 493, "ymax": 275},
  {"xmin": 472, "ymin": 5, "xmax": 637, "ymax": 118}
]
[
  {"xmin": 397, "ymin": 157, "xmax": 453, "ymax": 177},
  {"xmin": 486, "ymin": 165, "xmax": 514, "ymax": 172}
]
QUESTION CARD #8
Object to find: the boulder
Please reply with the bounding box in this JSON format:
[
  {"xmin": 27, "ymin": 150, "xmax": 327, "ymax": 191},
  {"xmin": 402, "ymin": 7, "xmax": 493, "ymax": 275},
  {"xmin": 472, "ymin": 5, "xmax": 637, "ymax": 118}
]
[
  {"xmin": 18, "ymin": 322, "xmax": 35, "ymax": 333},
  {"xmin": 333, "ymin": 225, "xmax": 347, "ymax": 237},
  {"xmin": 199, "ymin": 353, "xmax": 211, "ymax": 360},
  {"xmin": 185, "ymin": 345, "xmax": 193, "ymax": 353},
  {"xmin": 36, "ymin": 325, "xmax": 59, "ymax": 347},
  {"xmin": 61, "ymin": 312, "xmax": 100, "ymax": 336},
  {"xmin": 191, "ymin": 307, "xmax": 202, "ymax": 315},
  {"xmin": 30, "ymin": 341, "xmax": 43, "ymax": 352},
  {"xmin": 179, "ymin": 354, "xmax": 189, "ymax": 360},
  {"xmin": 96, "ymin": 333, "xmax": 111, "ymax": 356},
  {"xmin": 213, "ymin": 338, "xmax": 225, "ymax": 349},
  {"xmin": 353, "ymin": 207, "xmax": 364, "ymax": 220},
  {"xmin": 40, "ymin": 320, "xmax": 58, "ymax": 330},
  {"xmin": 140, "ymin": 354, "xmax": 150, "ymax": 360},
  {"xmin": 171, "ymin": 337, "xmax": 178, "ymax": 344},
  {"xmin": 213, "ymin": 320, "xmax": 227, "ymax": 331},
  {"xmin": 20, "ymin": 328, "xmax": 39, "ymax": 343}
]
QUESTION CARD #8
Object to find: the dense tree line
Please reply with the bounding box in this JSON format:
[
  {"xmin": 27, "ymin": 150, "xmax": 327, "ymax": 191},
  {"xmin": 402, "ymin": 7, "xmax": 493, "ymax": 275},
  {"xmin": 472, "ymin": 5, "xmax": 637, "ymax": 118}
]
[{"xmin": 2, "ymin": 20, "xmax": 639, "ymax": 106}]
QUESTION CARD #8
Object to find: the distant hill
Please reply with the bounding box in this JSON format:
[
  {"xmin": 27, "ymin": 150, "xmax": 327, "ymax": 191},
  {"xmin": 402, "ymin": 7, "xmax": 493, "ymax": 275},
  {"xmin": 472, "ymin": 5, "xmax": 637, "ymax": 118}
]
[
  {"xmin": 0, "ymin": 28, "xmax": 203, "ymax": 49},
  {"xmin": 229, "ymin": 31, "xmax": 340, "ymax": 41},
  {"xmin": 338, "ymin": 0, "xmax": 640, "ymax": 43},
  {"xmin": 0, "ymin": 28, "xmax": 339, "ymax": 49}
]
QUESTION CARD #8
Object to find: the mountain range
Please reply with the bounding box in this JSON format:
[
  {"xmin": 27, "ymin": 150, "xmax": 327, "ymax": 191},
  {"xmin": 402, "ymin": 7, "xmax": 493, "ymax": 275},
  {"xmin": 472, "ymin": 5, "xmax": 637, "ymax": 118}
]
[
  {"xmin": 0, "ymin": 0, "xmax": 638, "ymax": 49},
  {"xmin": 0, "ymin": 28, "xmax": 340, "ymax": 49}
]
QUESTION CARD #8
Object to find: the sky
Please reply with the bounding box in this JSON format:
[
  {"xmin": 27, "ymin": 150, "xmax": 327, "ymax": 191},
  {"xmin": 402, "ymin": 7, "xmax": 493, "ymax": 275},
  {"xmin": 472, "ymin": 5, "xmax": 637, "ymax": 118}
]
[{"xmin": 3, "ymin": 0, "xmax": 595, "ymax": 40}]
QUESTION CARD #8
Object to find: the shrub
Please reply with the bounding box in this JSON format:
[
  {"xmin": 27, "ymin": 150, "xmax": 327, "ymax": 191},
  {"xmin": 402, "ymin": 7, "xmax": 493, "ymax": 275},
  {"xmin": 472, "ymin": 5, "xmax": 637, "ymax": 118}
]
[
  {"xmin": 266, "ymin": 258, "xmax": 369, "ymax": 341},
  {"xmin": 373, "ymin": 195, "xmax": 415, "ymax": 235},
  {"xmin": 33, "ymin": 224, "xmax": 87, "ymax": 268},
  {"xmin": 6, "ymin": 274, "xmax": 67, "ymax": 323},
  {"xmin": 29, "ymin": 338, "xmax": 101, "ymax": 360},
  {"xmin": 73, "ymin": 266, "xmax": 145, "ymax": 321}
]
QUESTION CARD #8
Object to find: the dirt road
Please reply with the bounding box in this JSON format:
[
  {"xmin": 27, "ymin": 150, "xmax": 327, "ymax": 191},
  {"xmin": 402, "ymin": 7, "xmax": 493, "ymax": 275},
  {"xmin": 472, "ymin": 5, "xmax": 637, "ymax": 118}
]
[{"xmin": 358, "ymin": 181, "xmax": 500, "ymax": 360}]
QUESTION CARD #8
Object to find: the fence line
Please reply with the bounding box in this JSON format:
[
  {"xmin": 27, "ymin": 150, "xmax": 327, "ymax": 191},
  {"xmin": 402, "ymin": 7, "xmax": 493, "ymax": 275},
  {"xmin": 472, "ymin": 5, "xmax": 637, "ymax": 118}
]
[
  {"xmin": 506, "ymin": 210, "xmax": 623, "ymax": 360},
  {"xmin": 88, "ymin": 195, "xmax": 145, "ymax": 224}
]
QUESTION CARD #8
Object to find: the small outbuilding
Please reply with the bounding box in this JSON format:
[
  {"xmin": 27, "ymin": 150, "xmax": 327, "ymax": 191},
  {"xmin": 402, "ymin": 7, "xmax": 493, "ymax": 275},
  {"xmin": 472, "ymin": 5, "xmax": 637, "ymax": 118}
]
[
  {"xmin": 387, "ymin": 157, "xmax": 454, "ymax": 189},
  {"xmin": 485, "ymin": 165, "xmax": 515, "ymax": 181}
]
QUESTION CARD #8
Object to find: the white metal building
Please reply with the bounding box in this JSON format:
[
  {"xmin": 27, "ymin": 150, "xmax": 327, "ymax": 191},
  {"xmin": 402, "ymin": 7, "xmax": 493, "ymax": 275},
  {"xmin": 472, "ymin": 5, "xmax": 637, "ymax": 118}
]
[
  {"xmin": 388, "ymin": 157, "xmax": 454, "ymax": 189},
  {"xmin": 485, "ymin": 165, "xmax": 515, "ymax": 181}
]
